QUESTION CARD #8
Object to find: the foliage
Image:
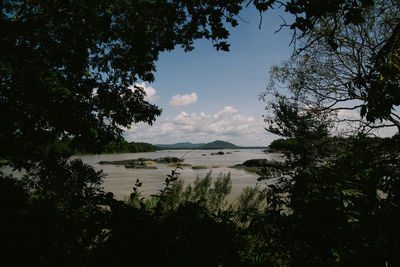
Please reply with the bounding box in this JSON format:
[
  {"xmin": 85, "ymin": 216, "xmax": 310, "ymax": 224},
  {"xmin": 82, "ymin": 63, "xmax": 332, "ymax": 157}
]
[
  {"xmin": 4, "ymin": 0, "xmax": 393, "ymax": 167},
  {"xmin": 257, "ymin": 1, "xmax": 400, "ymax": 265},
  {"xmin": 127, "ymin": 171, "xmax": 233, "ymax": 216},
  {"xmin": 82, "ymin": 140, "xmax": 158, "ymax": 154},
  {"xmin": 269, "ymin": 138, "xmax": 299, "ymax": 151},
  {"xmin": 0, "ymin": 2, "xmax": 257, "ymax": 264},
  {"xmin": 270, "ymin": 135, "xmax": 397, "ymax": 155},
  {"xmin": 263, "ymin": 46, "xmax": 400, "ymax": 265},
  {"xmin": 265, "ymin": 96, "xmax": 335, "ymax": 166},
  {"xmin": 255, "ymin": 0, "xmax": 375, "ymax": 32},
  {"xmin": 262, "ymin": 0, "xmax": 400, "ymax": 133},
  {"xmin": 257, "ymin": 135, "xmax": 400, "ymax": 266},
  {"xmin": 0, "ymin": 159, "xmax": 111, "ymax": 265},
  {"xmin": 2, "ymin": 0, "xmax": 400, "ymax": 266},
  {"xmin": 262, "ymin": 48, "xmax": 400, "ymax": 264},
  {"xmin": 107, "ymin": 171, "xmax": 245, "ymax": 266},
  {"xmin": 265, "ymin": 96, "xmax": 333, "ymax": 140},
  {"xmin": 234, "ymin": 185, "xmax": 265, "ymax": 226},
  {"xmin": 1, "ymin": 0, "xmax": 246, "ymax": 169}
]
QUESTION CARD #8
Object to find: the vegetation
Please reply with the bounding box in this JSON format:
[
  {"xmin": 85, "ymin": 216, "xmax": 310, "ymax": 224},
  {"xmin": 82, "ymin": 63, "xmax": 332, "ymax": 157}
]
[
  {"xmin": 1, "ymin": 0, "xmax": 244, "ymax": 168},
  {"xmin": 1, "ymin": 0, "xmax": 399, "ymax": 266},
  {"xmin": 258, "ymin": 1, "xmax": 400, "ymax": 265},
  {"xmin": 200, "ymin": 140, "xmax": 240, "ymax": 149},
  {"xmin": 262, "ymin": 0, "xmax": 400, "ymax": 133},
  {"xmin": 269, "ymin": 136, "xmax": 397, "ymax": 156},
  {"xmin": 1, "ymin": 0, "xmax": 246, "ymax": 264},
  {"xmin": 76, "ymin": 140, "xmax": 159, "ymax": 154},
  {"xmin": 104, "ymin": 141, "xmax": 158, "ymax": 153},
  {"xmin": 255, "ymin": 134, "xmax": 400, "ymax": 266}
]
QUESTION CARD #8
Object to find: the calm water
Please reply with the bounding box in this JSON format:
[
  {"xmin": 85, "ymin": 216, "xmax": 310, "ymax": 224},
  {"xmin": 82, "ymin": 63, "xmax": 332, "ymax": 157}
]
[{"xmin": 77, "ymin": 149, "xmax": 284, "ymax": 200}]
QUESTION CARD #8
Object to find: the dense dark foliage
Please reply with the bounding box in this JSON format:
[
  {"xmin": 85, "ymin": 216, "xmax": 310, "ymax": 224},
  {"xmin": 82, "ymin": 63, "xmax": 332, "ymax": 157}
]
[
  {"xmin": 0, "ymin": 0, "xmax": 244, "ymax": 168},
  {"xmin": 0, "ymin": 159, "xmax": 111, "ymax": 265},
  {"xmin": 80, "ymin": 140, "xmax": 159, "ymax": 154},
  {"xmin": 269, "ymin": 135, "xmax": 397, "ymax": 158},
  {"xmin": 0, "ymin": 0, "xmax": 248, "ymax": 264},
  {"xmin": 260, "ymin": 63, "xmax": 400, "ymax": 265},
  {"xmin": 262, "ymin": 0, "xmax": 400, "ymax": 132},
  {"xmin": 257, "ymin": 134, "xmax": 400, "ymax": 266},
  {"xmin": 1, "ymin": 0, "xmax": 400, "ymax": 266}
]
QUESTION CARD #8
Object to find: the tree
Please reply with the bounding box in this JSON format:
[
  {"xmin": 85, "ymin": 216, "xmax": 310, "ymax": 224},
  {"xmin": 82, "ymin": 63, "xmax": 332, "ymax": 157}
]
[
  {"xmin": 2, "ymin": 0, "xmax": 396, "ymax": 165},
  {"xmin": 262, "ymin": 0, "xmax": 400, "ymax": 134},
  {"xmin": 264, "ymin": 95, "xmax": 335, "ymax": 165},
  {"xmin": 2, "ymin": 0, "xmax": 399, "ymax": 265},
  {"xmin": 254, "ymin": 0, "xmax": 376, "ymax": 31},
  {"xmin": 258, "ymin": 131, "xmax": 400, "ymax": 266},
  {"xmin": 0, "ymin": 0, "xmax": 245, "ymax": 169},
  {"xmin": 257, "ymin": 2, "xmax": 400, "ymax": 265},
  {"xmin": 0, "ymin": 1, "xmax": 247, "ymax": 264},
  {"xmin": 260, "ymin": 73, "xmax": 400, "ymax": 267}
]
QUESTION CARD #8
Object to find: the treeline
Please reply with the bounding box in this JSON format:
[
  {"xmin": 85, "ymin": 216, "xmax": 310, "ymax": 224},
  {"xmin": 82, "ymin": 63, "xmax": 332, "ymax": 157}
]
[
  {"xmin": 101, "ymin": 141, "xmax": 159, "ymax": 154},
  {"xmin": 269, "ymin": 136, "xmax": 397, "ymax": 155},
  {"xmin": 61, "ymin": 139, "xmax": 159, "ymax": 154}
]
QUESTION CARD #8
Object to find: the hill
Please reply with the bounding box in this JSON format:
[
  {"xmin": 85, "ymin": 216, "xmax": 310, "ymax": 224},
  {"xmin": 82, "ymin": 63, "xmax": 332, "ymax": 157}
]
[
  {"xmin": 155, "ymin": 140, "xmax": 246, "ymax": 149},
  {"xmin": 156, "ymin": 142, "xmax": 205, "ymax": 149},
  {"xmin": 200, "ymin": 140, "xmax": 239, "ymax": 149}
]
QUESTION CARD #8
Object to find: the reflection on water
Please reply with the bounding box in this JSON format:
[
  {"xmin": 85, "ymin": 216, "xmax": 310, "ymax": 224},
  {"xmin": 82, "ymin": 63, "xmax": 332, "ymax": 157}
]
[{"xmin": 77, "ymin": 149, "xmax": 284, "ymax": 200}]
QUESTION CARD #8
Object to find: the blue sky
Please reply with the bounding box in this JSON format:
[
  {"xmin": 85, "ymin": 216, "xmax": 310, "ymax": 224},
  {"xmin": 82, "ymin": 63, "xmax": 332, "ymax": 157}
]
[{"xmin": 125, "ymin": 7, "xmax": 294, "ymax": 146}]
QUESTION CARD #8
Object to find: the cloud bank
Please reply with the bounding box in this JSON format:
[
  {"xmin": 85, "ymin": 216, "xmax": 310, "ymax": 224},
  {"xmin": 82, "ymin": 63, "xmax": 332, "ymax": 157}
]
[
  {"xmin": 125, "ymin": 106, "xmax": 273, "ymax": 146},
  {"xmin": 169, "ymin": 92, "xmax": 198, "ymax": 107}
]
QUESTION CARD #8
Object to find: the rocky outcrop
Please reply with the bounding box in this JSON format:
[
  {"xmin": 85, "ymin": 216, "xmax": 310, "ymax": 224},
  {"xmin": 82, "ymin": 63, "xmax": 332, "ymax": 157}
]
[
  {"xmin": 168, "ymin": 163, "xmax": 192, "ymax": 168},
  {"xmin": 99, "ymin": 158, "xmax": 152, "ymax": 165},
  {"xmin": 192, "ymin": 166, "xmax": 208, "ymax": 170},
  {"xmin": 230, "ymin": 158, "xmax": 283, "ymax": 171},
  {"xmin": 124, "ymin": 160, "xmax": 158, "ymax": 169},
  {"xmin": 263, "ymin": 149, "xmax": 274, "ymax": 153},
  {"xmin": 98, "ymin": 156, "xmax": 183, "ymax": 169},
  {"xmin": 154, "ymin": 157, "xmax": 183, "ymax": 164}
]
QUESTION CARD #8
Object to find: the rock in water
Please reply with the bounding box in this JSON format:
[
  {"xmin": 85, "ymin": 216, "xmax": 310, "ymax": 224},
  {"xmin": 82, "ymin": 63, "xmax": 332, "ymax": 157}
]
[
  {"xmin": 230, "ymin": 159, "xmax": 282, "ymax": 170},
  {"xmin": 192, "ymin": 166, "xmax": 208, "ymax": 170},
  {"xmin": 154, "ymin": 157, "xmax": 183, "ymax": 164},
  {"xmin": 242, "ymin": 159, "xmax": 281, "ymax": 168}
]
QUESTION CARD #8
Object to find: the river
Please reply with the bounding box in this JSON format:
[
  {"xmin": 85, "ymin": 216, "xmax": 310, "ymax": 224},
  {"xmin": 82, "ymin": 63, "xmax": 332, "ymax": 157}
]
[{"xmin": 77, "ymin": 149, "xmax": 284, "ymax": 201}]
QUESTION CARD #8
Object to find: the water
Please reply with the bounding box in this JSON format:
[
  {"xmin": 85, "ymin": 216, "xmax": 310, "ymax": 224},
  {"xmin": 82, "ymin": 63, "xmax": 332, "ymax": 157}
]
[{"xmin": 77, "ymin": 149, "xmax": 284, "ymax": 200}]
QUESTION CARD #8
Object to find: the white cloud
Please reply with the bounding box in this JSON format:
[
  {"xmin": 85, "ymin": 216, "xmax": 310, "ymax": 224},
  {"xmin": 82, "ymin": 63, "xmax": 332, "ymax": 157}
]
[
  {"xmin": 214, "ymin": 106, "xmax": 237, "ymax": 118},
  {"xmin": 125, "ymin": 106, "xmax": 275, "ymax": 146},
  {"xmin": 169, "ymin": 92, "xmax": 198, "ymax": 107},
  {"xmin": 129, "ymin": 82, "xmax": 159, "ymax": 102}
]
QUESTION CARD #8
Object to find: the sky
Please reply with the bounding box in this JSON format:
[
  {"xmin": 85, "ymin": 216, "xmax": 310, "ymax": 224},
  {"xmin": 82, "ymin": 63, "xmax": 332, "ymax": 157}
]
[
  {"xmin": 123, "ymin": 5, "xmax": 399, "ymax": 146},
  {"xmin": 124, "ymin": 7, "xmax": 294, "ymax": 146}
]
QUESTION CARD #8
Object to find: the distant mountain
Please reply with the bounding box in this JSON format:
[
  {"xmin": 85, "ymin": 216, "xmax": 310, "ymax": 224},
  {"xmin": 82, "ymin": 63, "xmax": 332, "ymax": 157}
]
[
  {"xmin": 200, "ymin": 140, "xmax": 239, "ymax": 149},
  {"xmin": 155, "ymin": 142, "xmax": 205, "ymax": 149},
  {"xmin": 155, "ymin": 140, "xmax": 241, "ymax": 149}
]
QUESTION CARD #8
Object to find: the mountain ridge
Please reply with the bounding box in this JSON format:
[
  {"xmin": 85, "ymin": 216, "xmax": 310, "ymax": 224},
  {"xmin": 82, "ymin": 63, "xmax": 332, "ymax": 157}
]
[{"xmin": 155, "ymin": 140, "xmax": 267, "ymax": 149}]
